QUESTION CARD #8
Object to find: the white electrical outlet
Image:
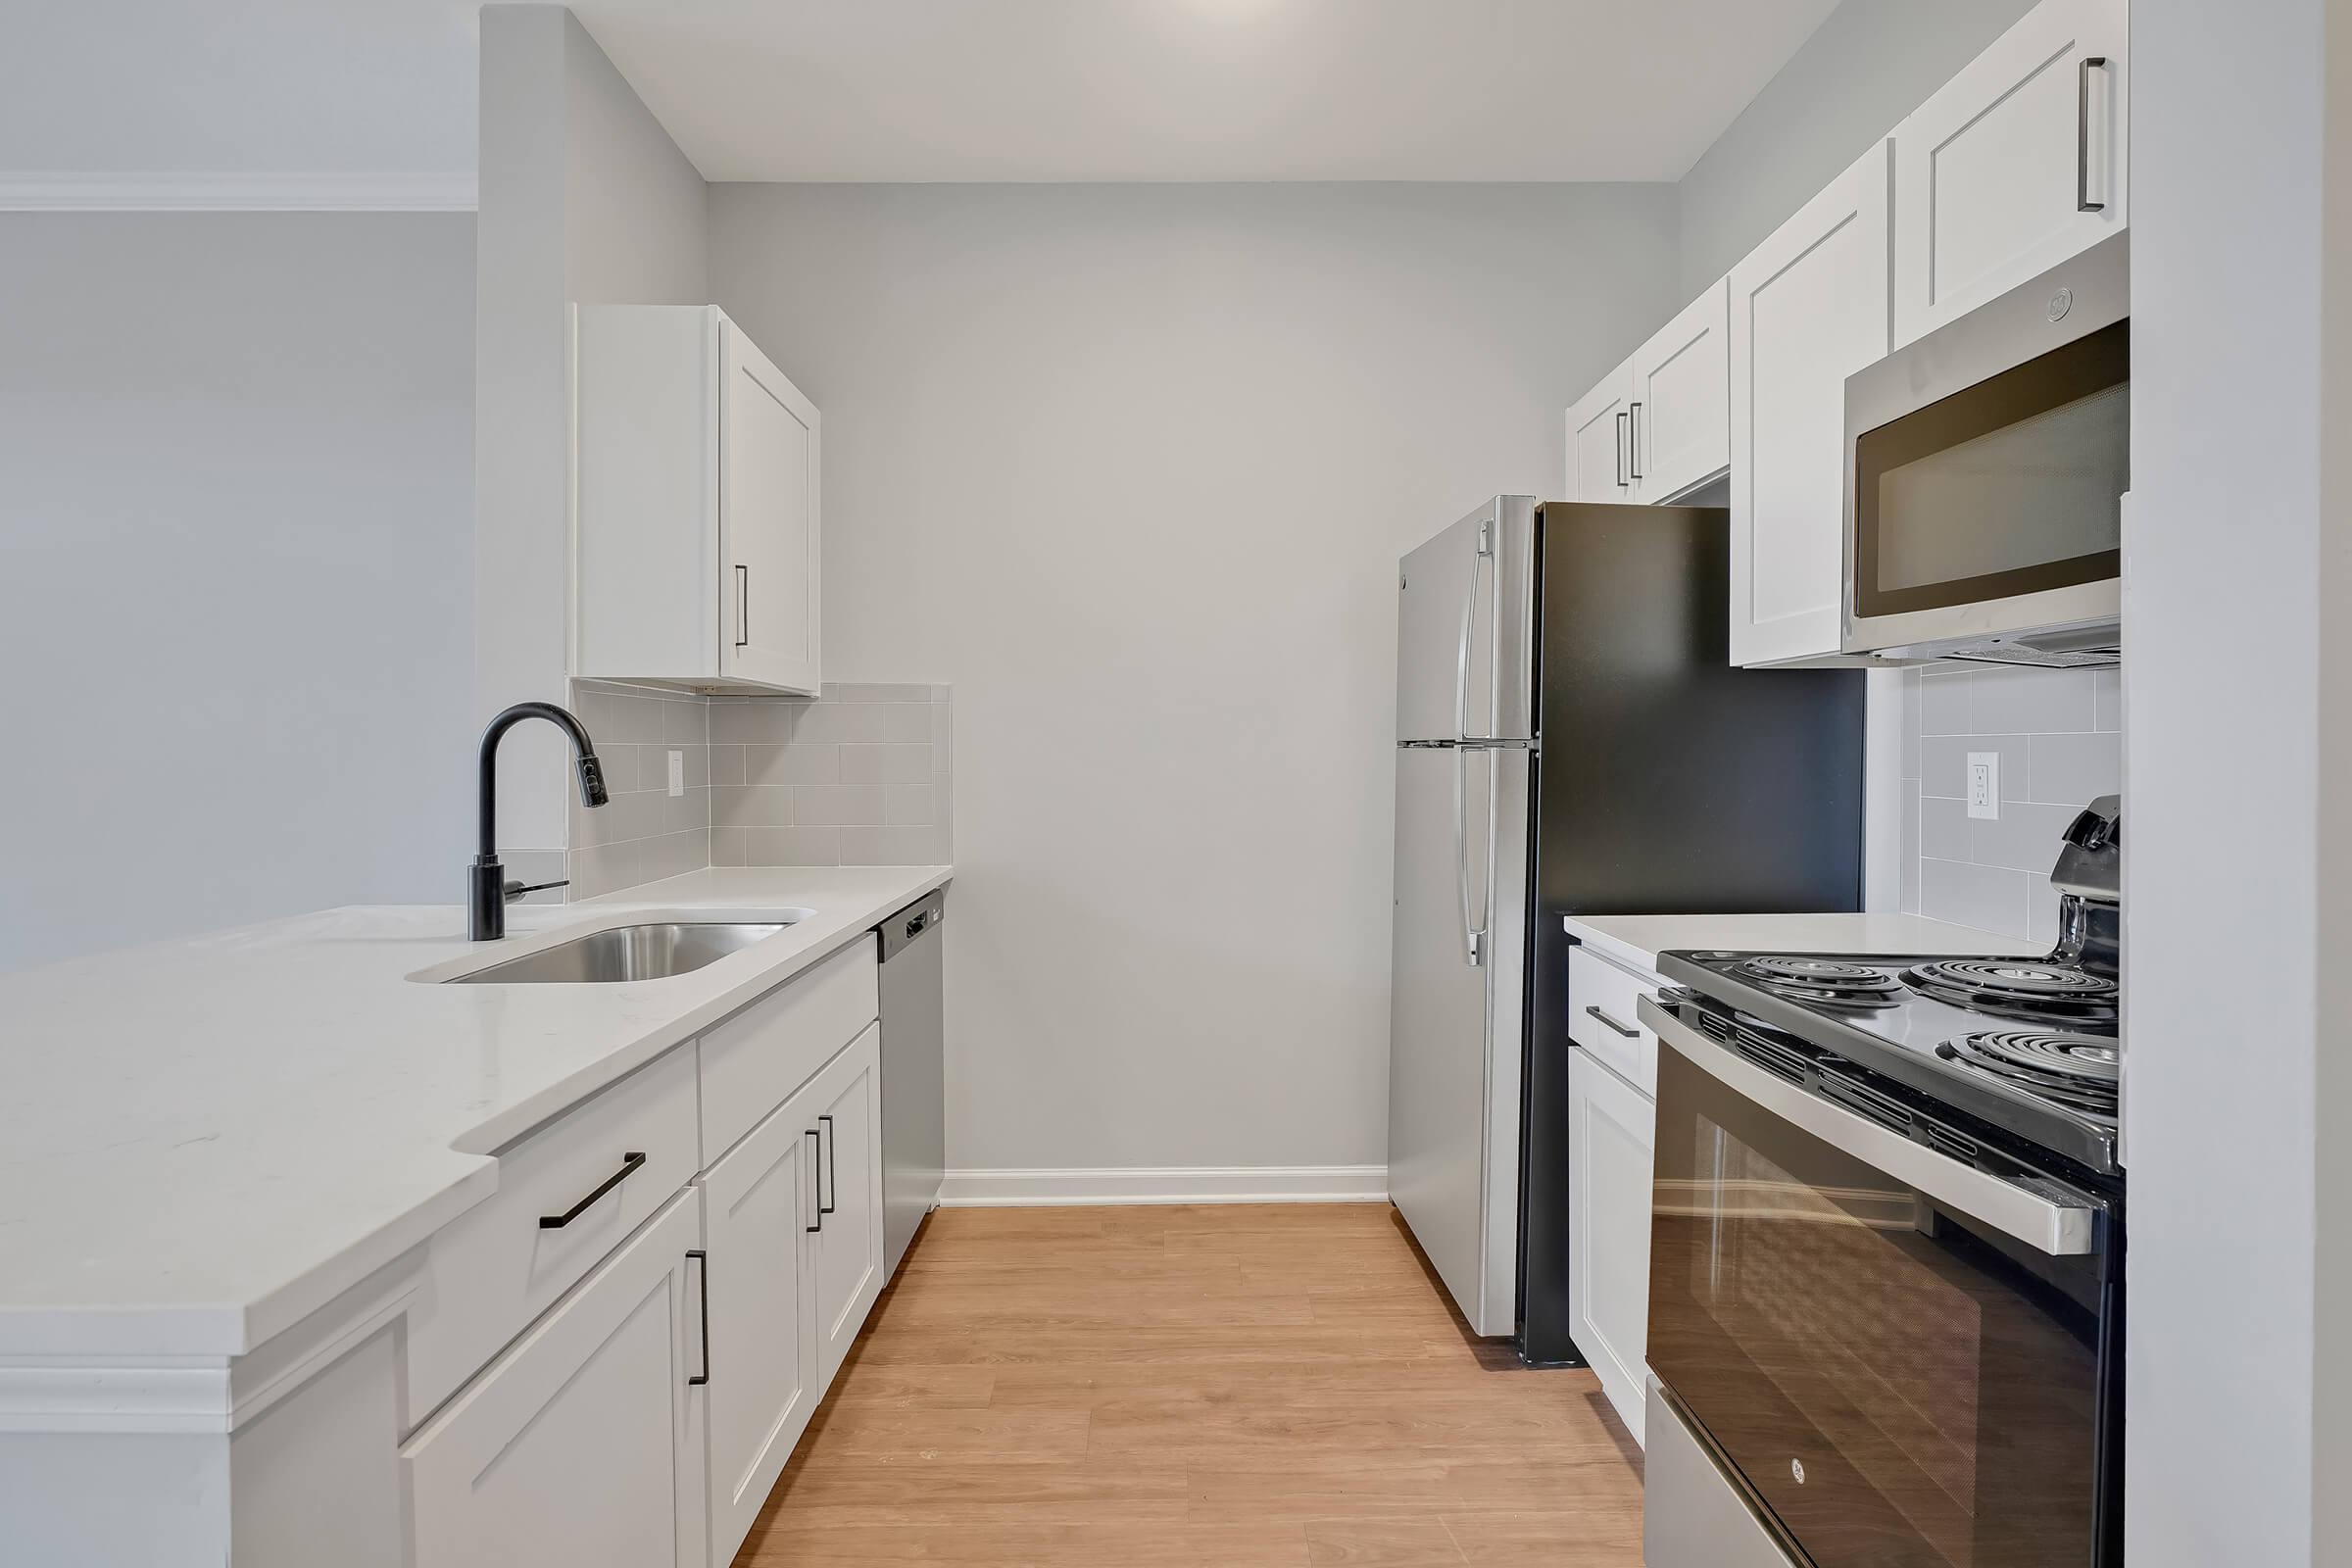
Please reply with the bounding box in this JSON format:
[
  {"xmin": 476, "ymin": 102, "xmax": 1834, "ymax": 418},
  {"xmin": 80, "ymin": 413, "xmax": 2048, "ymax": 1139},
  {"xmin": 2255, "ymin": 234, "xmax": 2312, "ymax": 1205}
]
[
  {"xmin": 1966, "ymin": 752, "xmax": 2000, "ymax": 820},
  {"xmin": 667, "ymin": 750, "xmax": 685, "ymax": 798}
]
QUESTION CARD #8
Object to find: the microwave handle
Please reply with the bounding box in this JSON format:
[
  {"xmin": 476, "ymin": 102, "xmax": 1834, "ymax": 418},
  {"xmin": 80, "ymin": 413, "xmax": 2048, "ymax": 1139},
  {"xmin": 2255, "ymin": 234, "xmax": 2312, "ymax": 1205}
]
[{"xmin": 1641, "ymin": 997, "xmax": 2101, "ymax": 1257}]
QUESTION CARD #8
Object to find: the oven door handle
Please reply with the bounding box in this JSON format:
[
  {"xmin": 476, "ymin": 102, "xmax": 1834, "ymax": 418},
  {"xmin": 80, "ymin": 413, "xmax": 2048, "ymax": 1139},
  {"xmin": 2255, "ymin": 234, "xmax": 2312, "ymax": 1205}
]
[{"xmin": 1640, "ymin": 998, "xmax": 2101, "ymax": 1257}]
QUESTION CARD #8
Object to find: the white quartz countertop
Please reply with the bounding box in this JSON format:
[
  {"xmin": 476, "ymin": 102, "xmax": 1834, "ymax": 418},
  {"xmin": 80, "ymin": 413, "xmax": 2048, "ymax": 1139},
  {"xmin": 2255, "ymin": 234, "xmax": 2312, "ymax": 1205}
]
[
  {"xmin": 1561, "ymin": 911, "xmax": 2043, "ymax": 977},
  {"xmin": 0, "ymin": 865, "xmax": 949, "ymax": 1360}
]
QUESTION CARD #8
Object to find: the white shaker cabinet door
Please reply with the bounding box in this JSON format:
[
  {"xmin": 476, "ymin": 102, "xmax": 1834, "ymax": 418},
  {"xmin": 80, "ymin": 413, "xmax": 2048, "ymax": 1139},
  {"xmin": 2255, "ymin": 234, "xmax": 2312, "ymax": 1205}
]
[
  {"xmin": 1567, "ymin": 1049, "xmax": 1657, "ymax": 1448},
  {"xmin": 719, "ymin": 317, "xmax": 822, "ymax": 695},
  {"xmin": 1630, "ymin": 277, "xmax": 1731, "ymax": 504},
  {"xmin": 1565, "ymin": 367, "xmax": 1634, "ymax": 504},
  {"xmin": 1891, "ymin": 0, "xmax": 2128, "ymax": 348},
  {"xmin": 803, "ymin": 1021, "xmax": 886, "ymax": 1394},
  {"xmin": 1727, "ymin": 141, "xmax": 1892, "ymax": 667},
  {"xmin": 405, "ymin": 1193, "xmax": 709, "ymax": 1568},
  {"xmin": 697, "ymin": 1094, "xmax": 821, "ymax": 1567}
]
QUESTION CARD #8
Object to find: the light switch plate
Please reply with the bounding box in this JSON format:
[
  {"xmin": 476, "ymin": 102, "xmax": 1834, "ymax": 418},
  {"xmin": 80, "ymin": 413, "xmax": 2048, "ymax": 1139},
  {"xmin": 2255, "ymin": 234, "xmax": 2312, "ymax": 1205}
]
[
  {"xmin": 1966, "ymin": 752, "xmax": 1999, "ymax": 819},
  {"xmin": 667, "ymin": 750, "xmax": 685, "ymax": 798}
]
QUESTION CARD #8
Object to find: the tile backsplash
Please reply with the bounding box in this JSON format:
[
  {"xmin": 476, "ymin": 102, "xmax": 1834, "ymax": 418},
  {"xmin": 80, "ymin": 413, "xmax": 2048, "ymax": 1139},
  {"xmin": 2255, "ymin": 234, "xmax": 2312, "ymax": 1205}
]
[
  {"xmin": 567, "ymin": 680, "xmax": 713, "ymax": 901},
  {"xmin": 710, "ymin": 684, "xmax": 954, "ymax": 868},
  {"xmin": 1898, "ymin": 664, "xmax": 2122, "ymax": 943},
  {"xmin": 564, "ymin": 681, "xmax": 955, "ymax": 900}
]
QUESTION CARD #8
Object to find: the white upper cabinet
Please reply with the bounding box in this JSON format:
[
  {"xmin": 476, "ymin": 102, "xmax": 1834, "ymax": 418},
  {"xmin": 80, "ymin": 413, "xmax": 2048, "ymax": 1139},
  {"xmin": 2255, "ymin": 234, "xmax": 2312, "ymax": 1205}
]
[
  {"xmin": 1727, "ymin": 142, "xmax": 1892, "ymax": 667},
  {"xmin": 1565, "ymin": 368, "xmax": 1634, "ymax": 503},
  {"xmin": 1628, "ymin": 277, "xmax": 1731, "ymax": 503},
  {"xmin": 1891, "ymin": 0, "xmax": 2129, "ymax": 348},
  {"xmin": 574, "ymin": 305, "xmax": 822, "ymax": 696}
]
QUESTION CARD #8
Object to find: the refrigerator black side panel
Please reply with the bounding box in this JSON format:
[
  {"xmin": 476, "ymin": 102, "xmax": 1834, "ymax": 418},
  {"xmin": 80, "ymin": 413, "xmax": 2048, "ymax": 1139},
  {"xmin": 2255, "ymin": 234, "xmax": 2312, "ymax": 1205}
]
[{"xmin": 1517, "ymin": 502, "xmax": 1865, "ymax": 1364}]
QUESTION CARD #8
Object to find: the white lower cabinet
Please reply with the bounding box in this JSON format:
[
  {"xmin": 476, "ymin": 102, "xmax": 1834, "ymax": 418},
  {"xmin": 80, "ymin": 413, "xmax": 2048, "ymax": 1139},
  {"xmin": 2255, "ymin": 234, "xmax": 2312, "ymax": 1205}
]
[
  {"xmin": 404, "ymin": 1192, "xmax": 710, "ymax": 1568},
  {"xmin": 404, "ymin": 950, "xmax": 892, "ymax": 1568},
  {"xmin": 1568, "ymin": 1048, "xmax": 1657, "ymax": 1448},
  {"xmin": 697, "ymin": 1092, "xmax": 820, "ymax": 1565},
  {"xmin": 806, "ymin": 1022, "xmax": 885, "ymax": 1394}
]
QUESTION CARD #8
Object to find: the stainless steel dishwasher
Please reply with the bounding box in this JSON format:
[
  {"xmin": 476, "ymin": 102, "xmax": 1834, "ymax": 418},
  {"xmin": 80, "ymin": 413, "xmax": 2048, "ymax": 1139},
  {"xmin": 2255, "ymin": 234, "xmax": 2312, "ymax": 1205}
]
[{"xmin": 877, "ymin": 889, "xmax": 946, "ymax": 1280}]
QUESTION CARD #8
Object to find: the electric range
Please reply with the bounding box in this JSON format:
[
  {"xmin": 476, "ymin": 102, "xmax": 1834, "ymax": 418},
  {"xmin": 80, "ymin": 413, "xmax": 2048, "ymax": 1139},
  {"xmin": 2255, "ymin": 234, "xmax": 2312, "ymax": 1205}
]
[{"xmin": 1639, "ymin": 796, "xmax": 2126, "ymax": 1568}]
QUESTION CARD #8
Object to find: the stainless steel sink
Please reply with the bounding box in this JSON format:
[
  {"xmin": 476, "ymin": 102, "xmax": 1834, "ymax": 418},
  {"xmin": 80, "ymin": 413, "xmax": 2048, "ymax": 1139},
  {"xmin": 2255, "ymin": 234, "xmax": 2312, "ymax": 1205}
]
[{"xmin": 450, "ymin": 921, "xmax": 793, "ymax": 984}]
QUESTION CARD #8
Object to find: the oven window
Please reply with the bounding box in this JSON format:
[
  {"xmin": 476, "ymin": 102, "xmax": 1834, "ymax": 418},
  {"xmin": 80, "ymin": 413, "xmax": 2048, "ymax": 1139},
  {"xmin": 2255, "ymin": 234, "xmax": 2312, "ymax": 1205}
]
[
  {"xmin": 1647, "ymin": 1045, "xmax": 2112, "ymax": 1568},
  {"xmin": 1854, "ymin": 319, "xmax": 2128, "ymax": 619}
]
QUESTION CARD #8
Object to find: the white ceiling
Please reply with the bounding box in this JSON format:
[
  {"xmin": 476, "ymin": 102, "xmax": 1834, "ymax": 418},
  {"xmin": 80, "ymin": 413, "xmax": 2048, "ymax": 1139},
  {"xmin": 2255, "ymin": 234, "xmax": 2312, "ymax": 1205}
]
[{"xmin": 1, "ymin": 0, "xmax": 1840, "ymax": 190}]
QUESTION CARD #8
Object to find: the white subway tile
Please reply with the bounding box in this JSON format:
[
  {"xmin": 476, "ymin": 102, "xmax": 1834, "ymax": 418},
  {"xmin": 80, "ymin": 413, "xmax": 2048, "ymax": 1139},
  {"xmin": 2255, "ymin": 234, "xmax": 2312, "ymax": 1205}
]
[
  {"xmin": 839, "ymin": 744, "xmax": 933, "ymax": 784},
  {"xmin": 838, "ymin": 825, "xmax": 949, "ymax": 865},
  {"xmin": 1921, "ymin": 795, "xmax": 1971, "ymax": 860},
  {"xmin": 744, "ymin": 827, "xmax": 840, "ymax": 866},
  {"xmin": 791, "ymin": 701, "xmax": 932, "ymax": 744},
  {"xmin": 1970, "ymin": 667, "xmax": 2094, "ymax": 735},
  {"xmin": 1971, "ymin": 800, "xmax": 2082, "ymax": 872},
  {"xmin": 2028, "ymin": 732, "xmax": 2123, "ymax": 807},
  {"xmin": 1920, "ymin": 858, "xmax": 2031, "ymax": 938},
  {"xmin": 2092, "ymin": 668, "xmax": 2124, "ymax": 733},
  {"xmin": 794, "ymin": 783, "xmax": 886, "ymax": 826},
  {"xmin": 884, "ymin": 785, "xmax": 936, "ymax": 825},
  {"xmin": 1920, "ymin": 670, "xmax": 1973, "ymax": 736},
  {"xmin": 747, "ymin": 744, "xmax": 838, "ymax": 786}
]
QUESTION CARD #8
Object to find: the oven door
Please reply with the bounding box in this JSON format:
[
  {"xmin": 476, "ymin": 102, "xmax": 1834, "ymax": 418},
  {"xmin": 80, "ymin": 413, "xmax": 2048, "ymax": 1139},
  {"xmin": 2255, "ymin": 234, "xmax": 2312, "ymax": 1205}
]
[{"xmin": 1641, "ymin": 1000, "xmax": 2121, "ymax": 1568}]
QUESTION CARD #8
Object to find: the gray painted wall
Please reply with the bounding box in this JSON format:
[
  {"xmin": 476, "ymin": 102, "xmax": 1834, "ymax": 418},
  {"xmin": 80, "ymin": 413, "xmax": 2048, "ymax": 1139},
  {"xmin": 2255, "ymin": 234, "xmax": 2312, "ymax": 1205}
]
[
  {"xmin": 0, "ymin": 213, "xmax": 475, "ymax": 970},
  {"xmin": 1675, "ymin": 0, "xmax": 2034, "ymax": 297},
  {"xmin": 708, "ymin": 181, "xmax": 1681, "ymax": 1174},
  {"xmin": 2131, "ymin": 0, "xmax": 2334, "ymax": 1561},
  {"xmin": 475, "ymin": 4, "xmax": 708, "ymax": 862}
]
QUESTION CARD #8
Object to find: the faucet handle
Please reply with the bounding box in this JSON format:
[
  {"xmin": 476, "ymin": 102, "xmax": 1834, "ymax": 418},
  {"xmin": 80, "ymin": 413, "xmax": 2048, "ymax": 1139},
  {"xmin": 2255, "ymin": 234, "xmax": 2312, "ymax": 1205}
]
[{"xmin": 503, "ymin": 878, "xmax": 569, "ymax": 904}]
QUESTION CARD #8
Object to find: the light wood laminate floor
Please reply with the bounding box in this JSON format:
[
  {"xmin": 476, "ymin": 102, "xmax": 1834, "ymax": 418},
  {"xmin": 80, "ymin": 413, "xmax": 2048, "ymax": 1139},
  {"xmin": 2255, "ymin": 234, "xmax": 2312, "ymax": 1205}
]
[{"xmin": 734, "ymin": 1203, "xmax": 1644, "ymax": 1566}]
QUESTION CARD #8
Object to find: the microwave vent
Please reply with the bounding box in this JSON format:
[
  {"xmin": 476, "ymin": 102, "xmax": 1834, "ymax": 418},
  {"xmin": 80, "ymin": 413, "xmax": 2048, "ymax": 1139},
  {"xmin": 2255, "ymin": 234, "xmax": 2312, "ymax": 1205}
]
[{"xmin": 1940, "ymin": 620, "xmax": 2122, "ymax": 669}]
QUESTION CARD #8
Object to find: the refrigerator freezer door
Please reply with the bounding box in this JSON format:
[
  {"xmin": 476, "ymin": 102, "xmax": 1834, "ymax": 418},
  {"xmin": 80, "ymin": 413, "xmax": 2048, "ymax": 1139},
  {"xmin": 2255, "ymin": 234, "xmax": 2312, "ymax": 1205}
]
[
  {"xmin": 1395, "ymin": 497, "xmax": 1537, "ymax": 745},
  {"xmin": 1388, "ymin": 743, "xmax": 1530, "ymax": 1339}
]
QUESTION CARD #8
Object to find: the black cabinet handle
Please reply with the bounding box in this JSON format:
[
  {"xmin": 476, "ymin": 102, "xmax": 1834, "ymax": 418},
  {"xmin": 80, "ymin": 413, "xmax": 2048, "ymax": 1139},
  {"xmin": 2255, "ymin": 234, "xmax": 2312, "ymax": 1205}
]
[
  {"xmin": 819, "ymin": 1113, "xmax": 837, "ymax": 1215},
  {"xmin": 686, "ymin": 1249, "xmax": 710, "ymax": 1386},
  {"xmin": 538, "ymin": 1152, "xmax": 646, "ymax": 1228},
  {"xmin": 1614, "ymin": 410, "xmax": 1629, "ymax": 488},
  {"xmin": 1629, "ymin": 401, "xmax": 1643, "ymax": 481},
  {"xmin": 1586, "ymin": 1004, "xmax": 1642, "ymax": 1040},
  {"xmin": 734, "ymin": 564, "xmax": 750, "ymax": 648},
  {"xmin": 805, "ymin": 1128, "xmax": 823, "ymax": 1233}
]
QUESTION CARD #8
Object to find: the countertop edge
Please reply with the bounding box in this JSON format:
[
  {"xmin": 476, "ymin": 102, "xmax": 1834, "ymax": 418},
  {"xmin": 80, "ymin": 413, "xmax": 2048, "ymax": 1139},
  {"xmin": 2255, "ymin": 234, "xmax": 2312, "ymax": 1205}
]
[{"xmin": 3, "ymin": 865, "xmax": 954, "ymax": 1363}]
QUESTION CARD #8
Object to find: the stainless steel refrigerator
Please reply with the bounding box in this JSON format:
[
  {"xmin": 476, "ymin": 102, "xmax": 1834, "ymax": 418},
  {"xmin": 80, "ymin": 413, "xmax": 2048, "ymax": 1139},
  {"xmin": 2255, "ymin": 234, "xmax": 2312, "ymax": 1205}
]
[{"xmin": 1388, "ymin": 496, "xmax": 1865, "ymax": 1354}]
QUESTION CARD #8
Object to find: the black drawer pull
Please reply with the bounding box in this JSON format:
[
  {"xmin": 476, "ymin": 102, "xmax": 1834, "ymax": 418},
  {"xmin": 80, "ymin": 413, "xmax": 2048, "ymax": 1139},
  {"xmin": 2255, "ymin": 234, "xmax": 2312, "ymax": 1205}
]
[
  {"xmin": 1585, "ymin": 1005, "xmax": 1642, "ymax": 1040},
  {"xmin": 539, "ymin": 1152, "xmax": 647, "ymax": 1228},
  {"xmin": 818, "ymin": 1113, "xmax": 838, "ymax": 1216},
  {"xmin": 686, "ymin": 1249, "xmax": 711, "ymax": 1386},
  {"xmin": 805, "ymin": 1128, "xmax": 823, "ymax": 1233}
]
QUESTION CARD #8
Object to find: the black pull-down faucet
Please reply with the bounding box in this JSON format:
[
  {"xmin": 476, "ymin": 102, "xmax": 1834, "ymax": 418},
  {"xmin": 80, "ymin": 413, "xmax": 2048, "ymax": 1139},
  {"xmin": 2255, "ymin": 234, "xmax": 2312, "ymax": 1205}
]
[{"xmin": 470, "ymin": 702, "xmax": 610, "ymax": 941}]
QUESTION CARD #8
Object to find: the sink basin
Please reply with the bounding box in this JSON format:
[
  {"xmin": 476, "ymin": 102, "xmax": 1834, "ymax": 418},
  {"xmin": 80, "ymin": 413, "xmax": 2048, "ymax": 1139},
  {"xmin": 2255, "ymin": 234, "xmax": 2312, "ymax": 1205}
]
[{"xmin": 450, "ymin": 921, "xmax": 793, "ymax": 984}]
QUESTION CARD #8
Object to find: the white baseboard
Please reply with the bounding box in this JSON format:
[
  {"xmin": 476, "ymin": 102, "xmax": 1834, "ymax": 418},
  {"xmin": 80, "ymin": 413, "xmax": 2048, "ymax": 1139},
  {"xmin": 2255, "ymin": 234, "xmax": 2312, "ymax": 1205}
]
[{"xmin": 937, "ymin": 1165, "xmax": 1389, "ymax": 1207}]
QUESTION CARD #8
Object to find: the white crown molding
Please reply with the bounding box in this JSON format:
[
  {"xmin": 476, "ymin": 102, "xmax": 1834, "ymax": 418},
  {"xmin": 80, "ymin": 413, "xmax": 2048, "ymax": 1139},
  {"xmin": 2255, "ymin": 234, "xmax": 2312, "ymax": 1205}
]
[
  {"xmin": 938, "ymin": 1165, "xmax": 1389, "ymax": 1207},
  {"xmin": 0, "ymin": 171, "xmax": 477, "ymax": 212}
]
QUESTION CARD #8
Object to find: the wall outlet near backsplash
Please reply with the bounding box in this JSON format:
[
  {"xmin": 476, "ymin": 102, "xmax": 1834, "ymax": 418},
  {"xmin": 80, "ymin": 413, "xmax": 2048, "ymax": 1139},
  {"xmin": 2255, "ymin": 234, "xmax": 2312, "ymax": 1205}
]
[
  {"xmin": 565, "ymin": 679, "xmax": 954, "ymax": 901},
  {"xmin": 1899, "ymin": 663, "xmax": 2122, "ymax": 943}
]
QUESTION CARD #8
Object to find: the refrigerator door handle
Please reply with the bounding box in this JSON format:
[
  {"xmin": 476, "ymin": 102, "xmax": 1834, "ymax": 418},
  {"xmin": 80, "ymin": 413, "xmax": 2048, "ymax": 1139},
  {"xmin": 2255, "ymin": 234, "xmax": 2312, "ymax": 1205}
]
[{"xmin": 1454, "ymin": 541, "xmax": 1484, "ymax": 966}]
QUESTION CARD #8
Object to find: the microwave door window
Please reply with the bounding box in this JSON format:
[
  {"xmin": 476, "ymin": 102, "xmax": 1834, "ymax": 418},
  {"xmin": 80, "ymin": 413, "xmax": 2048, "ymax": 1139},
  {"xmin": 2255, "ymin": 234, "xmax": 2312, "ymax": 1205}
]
[
  {"xmin": 1854, "ymin": 318, "xmax": 2130, "ymax": 620},
  {"xmin": 1648, "ymin": 1048, "xmax": 2107, "ymax": 1567},
  {"xmin": 1877, "ymin": 383, "xmax": 2129, "ymax": 595}
]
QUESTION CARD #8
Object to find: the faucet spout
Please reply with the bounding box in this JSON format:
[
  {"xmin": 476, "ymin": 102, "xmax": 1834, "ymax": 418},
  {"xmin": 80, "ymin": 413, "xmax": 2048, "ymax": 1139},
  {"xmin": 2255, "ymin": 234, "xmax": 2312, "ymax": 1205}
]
[{"xmin": 470, "ymin": 701, "xmax": 609, "ymax": 940}]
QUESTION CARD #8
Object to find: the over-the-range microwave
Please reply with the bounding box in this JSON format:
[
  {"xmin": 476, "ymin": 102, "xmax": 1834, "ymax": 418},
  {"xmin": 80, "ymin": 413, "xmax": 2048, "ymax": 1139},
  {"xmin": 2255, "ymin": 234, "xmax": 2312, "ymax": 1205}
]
[{"xmin": 1842, "ymin": 232, "xmax": 2128, "ymax": 665}]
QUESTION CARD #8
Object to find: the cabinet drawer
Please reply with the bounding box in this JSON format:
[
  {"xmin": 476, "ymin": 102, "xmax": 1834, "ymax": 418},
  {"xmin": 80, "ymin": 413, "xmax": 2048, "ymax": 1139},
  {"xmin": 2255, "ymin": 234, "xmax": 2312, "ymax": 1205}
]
[
  {"xmin": 405, "ymin": 1043, "xmax": 701, "ymax": 1425},
  {"xmin": 1567, "ymin": 947, "xmax": 1660, "ymax": 1095},
  {"xmin": 699, "ymin": 937, "xmax": 878, "ymax": 1162}
]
